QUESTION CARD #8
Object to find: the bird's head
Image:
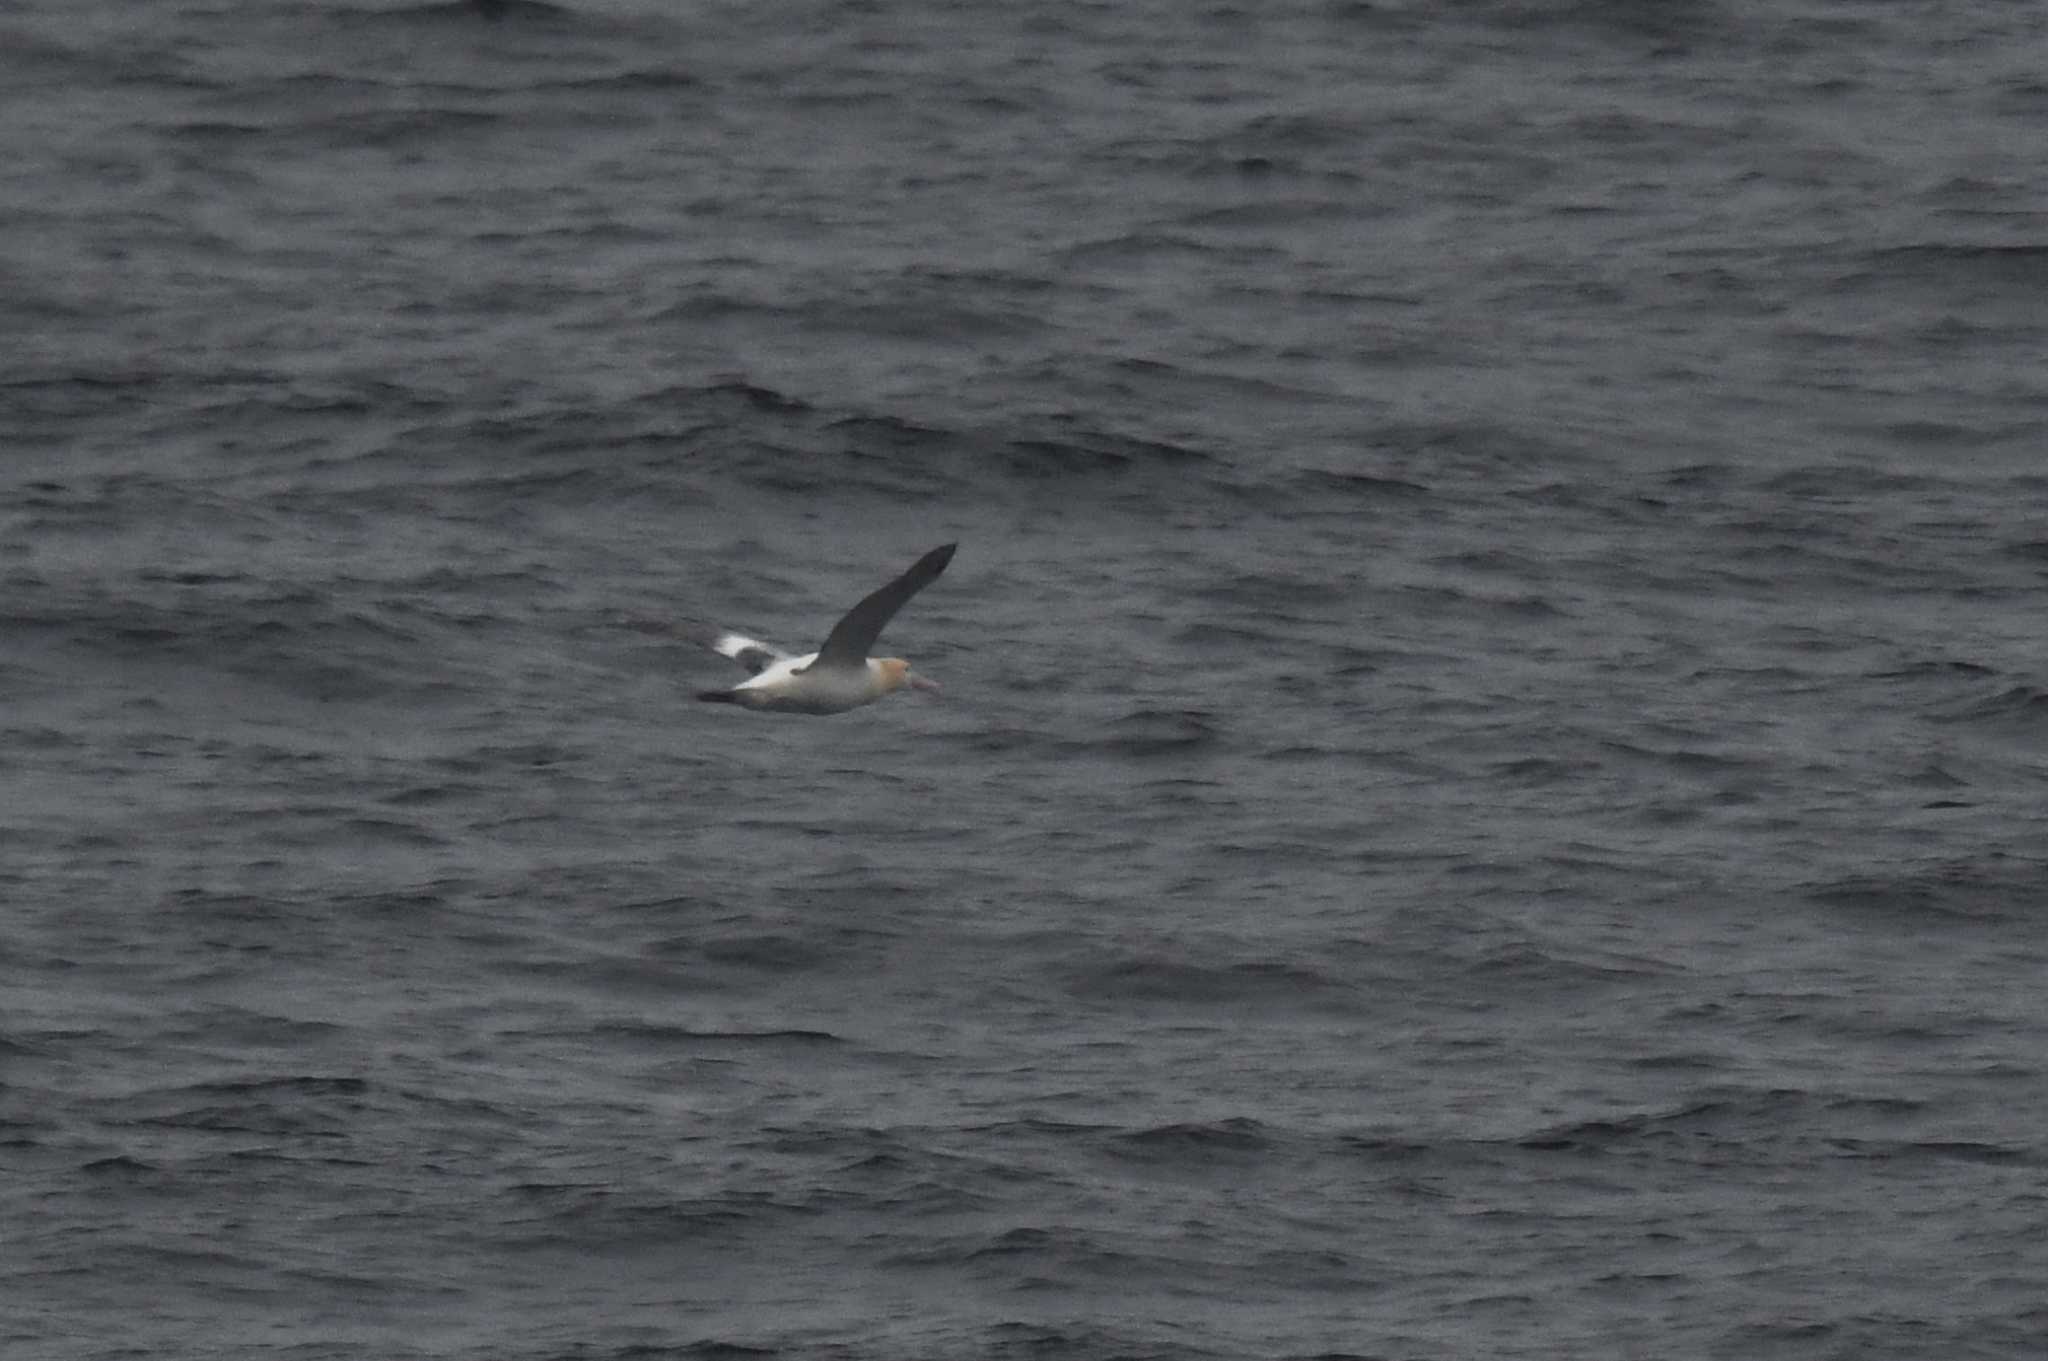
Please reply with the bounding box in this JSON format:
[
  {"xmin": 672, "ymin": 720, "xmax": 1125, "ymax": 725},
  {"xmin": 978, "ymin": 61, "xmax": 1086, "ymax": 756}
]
[{"xmin": 878, "ymin": 657, "xmax": 942, "ymax": 696}]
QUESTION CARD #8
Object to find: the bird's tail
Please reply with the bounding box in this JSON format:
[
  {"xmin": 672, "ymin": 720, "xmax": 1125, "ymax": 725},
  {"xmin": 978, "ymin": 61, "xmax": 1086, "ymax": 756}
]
[{"xmin": 696, "ymin": 689, "xmax": 738, "ymax": 704}]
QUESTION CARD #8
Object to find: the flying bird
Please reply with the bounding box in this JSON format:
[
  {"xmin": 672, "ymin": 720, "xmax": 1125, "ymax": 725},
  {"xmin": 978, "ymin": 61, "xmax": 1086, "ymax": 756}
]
[{"xmin": 696, "ymin": 543, "xmax": 957, "ymax": 715}]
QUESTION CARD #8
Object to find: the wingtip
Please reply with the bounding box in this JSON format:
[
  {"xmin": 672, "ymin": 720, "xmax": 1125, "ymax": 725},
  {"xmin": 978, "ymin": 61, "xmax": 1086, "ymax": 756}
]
[{"xmin": 710, "ymin": 631, "xmax": 763, "ymax": 658}]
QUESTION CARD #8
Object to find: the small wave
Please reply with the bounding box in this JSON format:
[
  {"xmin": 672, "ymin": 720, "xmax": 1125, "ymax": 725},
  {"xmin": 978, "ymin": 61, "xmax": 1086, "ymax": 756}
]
[
  {"xmin": 1365, "ymin": 419, "xmax": 1588, "ymax": 472},
  {"xmin": 52, "ymin": 590, "xmax": 460, "ymax": 706},
  {"xmin": 1827, "ymin": 1138, "xmax": 2039, "ymax": 1167},
  {"xmin": 527, "ymin": 66, "xmax": 703, "ymax": 94},
  {"xmin": 1488, "ymin": 756, "xmax": 1601, "ymax": 786},
  {"xmin": 297, "ymin": 106, "xmax": 507, "ymax": 150},
  {"xmin": 1460, "ymin": 940, "xmax": 1669, "ymax": 986},
  {"xmin": 951, "ymin": 1225, "xmax": 1154, "ymax": 1285},
  {"xmin": 1293, "ymin": 467, "xmax": 1431, "ymax": 499},
  {"xmin": 1222, "ymin": 110, "xmax": 1370, "ymax": 154},
  {"xmin": 183, "ymin": 1074, "xmax": 369, "ymax": 1099},
  {"xmin": 1110, "ymin": 1117, "xmax": 1272, "ymax": 1159},
  {"xmin": 1755, "ymin": 463, "xmax": 1947, "ymax": 498},
  {"xmin": 1394, "ymin": 581, "xmax": 1567, "ymax": 621},
  {"xmin": 339, "ymin": 0, "xmax": 578, "ymax": 28},
  {"xmin": 1597, "ymin": 739, "xmax": 1766, "ymax": 774},
  {"xmin": 584, "ymin": 1022, "xmax": 842, "ymax": 1048},
  {"xmin": 1332, "ymin": 1134, "xmax": 1435, "ymax": 1163},
  {"xmin": 1001, "ymin": 430, "xmax": 1212, "ymax": 478},
  {"xmin": 378, "ymin": 782, "xmax": 487, "ymax": 808},
  {"xmin": 1901, "ymin": 761, "xmax": 1970, "ymax": 790},
  {"xmin": 947, "ymin": 725, "xmax": 1071, "ymax": 757},
  {"xmin": 1482, "ymin": 0, "xmax": 1744, "ymax": 49},
  {"xmin": 1804, "ymin": 862, "xmax": 2039, "ymax": 923},
  {"xmin": 1086, "ymin": 708, "xmax": 1226, "ymax": 759},
  {"xmin": 1190, "ymin": 572, "xmax": 1352, "ymax": 610},
  {"xmin": 1622, "ymin": 1051, "xmax": 1733, "ymax": 1073},
  {"xmin": 112, "ymin": 1073, "xmax": 375, "ymax": 1141},
  {"xmin": 672, "ymin": 1344, "xmax": 779, "ymax": 1361},
  {"xmin": 979, "ymin": 1321, "xmax": 1223, "ymax": 1361},
  {"xmin": 1870, "ymin": 658, "xmax": 1998, "ymax": 680},
  {"xmin": 699, "ymin": 380, "xmax": 812, "ymax": 415},
  {"xmin": 1866, "ymin": 242, "xmax": 2048, "ymax": 288},
  {"xmin": 1868, "ymin": 419, "xmax": 2012, "ymax": 449},
  {"xmin": 340, "ymin": 816, "xmax": 446, "ymax": 847},
  {"xmin": 1928, "ymin": 684, "xmax": 2048, "ymax": 728},
  {"xmin": 1056, "ymin": 231, "xmax": 1212, "ymax": 266},
  {"xmin": 1511, "ymin": 1097, "xmax": 1752, "ymax": 1154},
  {"xmin": 499, "ymin": 1188, "xmax": 802, "ymax": 1246},
  {"xmin": 694, "ymin": 934, "xmax": 833, "ymax": 972},
  {"xmin": 823, "ymin": 413, "xmax": 952, "ymax": 452},
  {"xmin": 161, "ymin": 120, "xmax": 267, "ymax": 142},
  {"xmin": 1063, "ymin": 955, "xmax": 1351, "ymax": 1009}
]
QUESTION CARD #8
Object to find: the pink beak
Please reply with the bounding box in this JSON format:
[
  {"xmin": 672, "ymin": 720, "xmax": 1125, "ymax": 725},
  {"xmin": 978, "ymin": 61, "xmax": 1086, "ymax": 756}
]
[{"xmin": 909, "ymin": 673, "xmax": 942, "ymax": 695}]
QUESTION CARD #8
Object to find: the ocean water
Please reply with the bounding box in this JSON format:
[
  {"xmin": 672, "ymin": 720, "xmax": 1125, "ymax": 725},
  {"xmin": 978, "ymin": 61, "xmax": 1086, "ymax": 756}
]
[{"xmin": 5, "ymin": 1, "xmax": 2048, "ymax": 1357}]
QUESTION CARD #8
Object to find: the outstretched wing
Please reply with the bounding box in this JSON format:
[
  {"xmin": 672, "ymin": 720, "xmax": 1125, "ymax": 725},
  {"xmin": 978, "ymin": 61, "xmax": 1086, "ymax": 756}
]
[
  {"xmin": 711, "ymin": 632, "xmax": 789, "ymax": 676},
  {"xmin": 811, "ymin": 543, "xmax": 957, "ymax": 668}
]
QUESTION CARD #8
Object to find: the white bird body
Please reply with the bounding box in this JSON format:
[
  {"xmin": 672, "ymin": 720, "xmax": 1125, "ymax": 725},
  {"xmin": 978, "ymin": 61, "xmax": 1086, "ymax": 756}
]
[
  {"xmin": 695, "ymin": 544, "xmax": 955, "ymax": 716},
  {"xmin": 715, "ymin": 644, "xmax": 925, "ymax": 715}
]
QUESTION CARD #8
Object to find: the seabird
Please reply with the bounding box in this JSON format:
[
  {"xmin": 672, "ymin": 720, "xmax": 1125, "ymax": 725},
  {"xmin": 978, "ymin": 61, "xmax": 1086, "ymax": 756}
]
[{"xmin": 697, "ymin": 543, "xmax": 956, "ymax": 715}]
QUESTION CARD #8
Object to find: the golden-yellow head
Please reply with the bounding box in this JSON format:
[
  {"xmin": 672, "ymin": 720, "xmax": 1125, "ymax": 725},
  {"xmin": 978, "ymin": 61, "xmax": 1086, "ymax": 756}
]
[{"xmin": 876, "ymin": 657, "xmax": 941, "ymax": 696}]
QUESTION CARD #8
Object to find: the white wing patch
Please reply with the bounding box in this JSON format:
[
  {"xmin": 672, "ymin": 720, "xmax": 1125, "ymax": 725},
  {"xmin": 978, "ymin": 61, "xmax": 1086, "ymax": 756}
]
[{"xmin": 711, "ymin": 632, "xmax": 789, "ymax": 676}]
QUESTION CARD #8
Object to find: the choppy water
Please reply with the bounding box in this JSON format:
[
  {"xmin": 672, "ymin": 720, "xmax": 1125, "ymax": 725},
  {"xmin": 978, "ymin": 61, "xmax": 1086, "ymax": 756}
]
[{"xmin": 5, "ymin": 1, "xmax": 2048, "ymax": 1357}]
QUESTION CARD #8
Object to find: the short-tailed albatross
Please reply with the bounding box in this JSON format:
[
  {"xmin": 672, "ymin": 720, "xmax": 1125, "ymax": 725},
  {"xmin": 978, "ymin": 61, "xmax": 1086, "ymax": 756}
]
[{"xmin": 697, "ymin": 543, "xmax": 956, "ymax": 715}]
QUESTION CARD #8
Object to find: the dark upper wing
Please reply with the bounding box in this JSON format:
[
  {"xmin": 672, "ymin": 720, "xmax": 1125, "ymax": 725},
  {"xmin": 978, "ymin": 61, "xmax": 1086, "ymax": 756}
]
[{"xmin": 812, "ymin": 543, "xmax": 957, "ymax": 667}]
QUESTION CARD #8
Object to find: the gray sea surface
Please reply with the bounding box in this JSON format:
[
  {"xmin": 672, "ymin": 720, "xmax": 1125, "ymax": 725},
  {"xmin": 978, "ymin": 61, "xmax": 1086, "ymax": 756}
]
[{"xmin": 5, "ymin": 1, "xmax": 2048, "ymax": 1357}]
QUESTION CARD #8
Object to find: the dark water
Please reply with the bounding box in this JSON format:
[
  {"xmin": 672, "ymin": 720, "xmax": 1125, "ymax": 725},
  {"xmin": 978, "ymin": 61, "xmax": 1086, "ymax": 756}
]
[{"xmin": 6, "ymin": 1, "xmax": 2048, "ymax": 1356}]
